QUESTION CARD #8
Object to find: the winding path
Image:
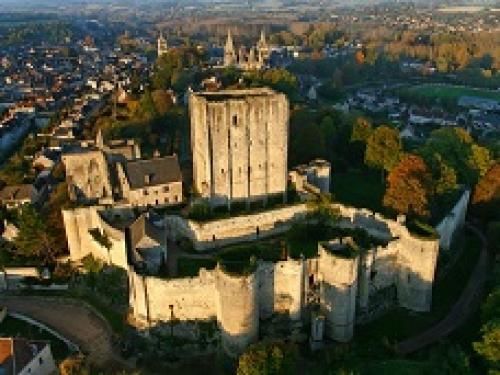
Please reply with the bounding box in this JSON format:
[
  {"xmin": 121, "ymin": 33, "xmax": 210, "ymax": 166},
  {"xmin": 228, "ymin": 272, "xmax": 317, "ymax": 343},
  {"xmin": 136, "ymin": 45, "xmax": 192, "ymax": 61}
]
[
  {"xmin": 0, "ymin": 296, "xmax": 121, "ymax": 367},
  {"xmin": 397, "ymin": 224, "xmax": 489, "ymax": 354}
]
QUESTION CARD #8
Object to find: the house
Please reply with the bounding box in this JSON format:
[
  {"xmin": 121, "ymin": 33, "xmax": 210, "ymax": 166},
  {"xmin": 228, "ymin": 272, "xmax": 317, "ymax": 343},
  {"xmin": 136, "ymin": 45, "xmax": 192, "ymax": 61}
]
[
  {"xmin": 116, "ymin": 154, "xmax": 183, "ymax": 207},
  {"xmin": 0, "ymin": 338, "xmax": 57, "ymax": 375}
]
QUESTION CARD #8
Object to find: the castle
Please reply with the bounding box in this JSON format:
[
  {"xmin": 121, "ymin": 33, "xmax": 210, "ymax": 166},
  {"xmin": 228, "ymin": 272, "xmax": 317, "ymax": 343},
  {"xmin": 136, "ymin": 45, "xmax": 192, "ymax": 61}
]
[
  {"xmin": 223, "ymin": 30, "xmax": 270, "ymax": 71},
  {"xmin": 61, "ymin": 130, "xmax": 182, "ymax": 207},
  {"xmin": 190, "ymin": 88, "xmax": 288, "ymax": 207},
  {"xmin": 61, "ymin": 87, "xmax": 469, "ymax": 357}
]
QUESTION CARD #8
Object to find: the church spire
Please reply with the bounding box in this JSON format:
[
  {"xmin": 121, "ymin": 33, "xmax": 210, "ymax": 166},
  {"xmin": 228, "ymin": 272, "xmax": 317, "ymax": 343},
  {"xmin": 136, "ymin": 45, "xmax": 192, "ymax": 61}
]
[
  {"xmin": 157, "ymin": 31, "xmax": 168, "ymax": 58},
  {"xmin": 96, "ymin": 128, "xmax": 104, "ymax": 149},
  {"xmin": 225, "ymin": 29, "xmax": 234, "ymax": 52},
  {"xmin": 224, "ymin": 29, "xmax": 236, "ymax": 67}
]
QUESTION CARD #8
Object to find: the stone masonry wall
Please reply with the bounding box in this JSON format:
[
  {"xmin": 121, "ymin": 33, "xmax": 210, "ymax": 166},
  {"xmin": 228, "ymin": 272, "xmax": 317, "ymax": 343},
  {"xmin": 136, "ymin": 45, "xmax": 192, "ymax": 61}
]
[
  {"xmin": 62, "ymin": 207, "xmax": 128, "ymax": 269},
  {"xmin": 435, "ymin": 189, "xmax": 470, "ymax": 251}
]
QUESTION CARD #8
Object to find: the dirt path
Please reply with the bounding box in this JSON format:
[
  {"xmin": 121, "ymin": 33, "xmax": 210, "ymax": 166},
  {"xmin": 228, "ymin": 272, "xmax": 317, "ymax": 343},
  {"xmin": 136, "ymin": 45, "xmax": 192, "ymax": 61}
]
[
  {"xmin": 397, "ymin": 224, "xmax": 489, "ymax": 354},
  {"xmin": 0, "ymin": 296, "xmax": 122, "ymax": 367}
]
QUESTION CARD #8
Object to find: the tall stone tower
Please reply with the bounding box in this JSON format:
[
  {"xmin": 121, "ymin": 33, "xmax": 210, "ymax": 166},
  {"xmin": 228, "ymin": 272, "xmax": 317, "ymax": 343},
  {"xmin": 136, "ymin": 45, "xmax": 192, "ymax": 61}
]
[
  {"xmin": 189, "ymin": 88, "xmax": 289, "ymax": 207},
  {"xmin": 257, "ymin": 29, "xmax": 269, "ymax": 66},
  {"xmin": 157, "ymin": 32, "xmax": 168, "ymax": 58},
  {"xmin": 224, "ymin": 29, "xmax": 236, "ymax": 67}
]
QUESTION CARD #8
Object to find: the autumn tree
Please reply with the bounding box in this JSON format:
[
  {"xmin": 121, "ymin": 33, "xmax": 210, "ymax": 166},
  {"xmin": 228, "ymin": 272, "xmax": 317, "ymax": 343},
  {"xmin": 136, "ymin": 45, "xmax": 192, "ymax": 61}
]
[
  {"xmin": 472, "ymin": 163, "xmax": 500, "ymax": 221},
  {"xmin": 365, "ymin": 125, "xmax": 402, "ymax": 180},
  {"xmin": 151, "ymin": 89, "xmax": 173, "ymax": 116},
  {"xmin": 383, "ymin": 154, "xmax": 432, "ymax": 218},
  {"xmin": 351, "ymin": 117, "xmax": 372, "ymax": 143}
]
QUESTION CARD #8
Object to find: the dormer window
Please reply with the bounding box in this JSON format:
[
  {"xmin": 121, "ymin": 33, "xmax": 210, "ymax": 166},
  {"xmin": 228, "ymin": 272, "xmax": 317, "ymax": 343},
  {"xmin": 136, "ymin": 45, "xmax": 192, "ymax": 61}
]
[{"xmin": 144, "ymin": 173, "xmax": 154, "ymax": 185}]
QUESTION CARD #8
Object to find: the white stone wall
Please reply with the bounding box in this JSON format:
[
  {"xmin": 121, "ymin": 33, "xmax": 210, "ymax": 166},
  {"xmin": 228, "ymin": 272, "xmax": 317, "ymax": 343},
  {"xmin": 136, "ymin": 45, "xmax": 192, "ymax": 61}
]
[
  {"xmin": 166, "ymin": 204, "xmax": 308, "ymax": 250},
  {"xmin": 190, "ymin": 89, "xmax": 288, "ymax": 206},
  {"xmin": 318, "ymin": 245, "xmax": 358, "ymax": 342},
  {"xmin": 62, "ymin": 150, "xmax": 113, "ymax": 202},
  {"xmin": 62, "ymin": 207, "xmax": 128, "ymax": 269},
  {"xmin": 216, "ymin": 269, "xmax": 259, "ymax": 357},
  {"xmin": 436, "ymin": 190, "xmax": 470, "ymax": 251}
]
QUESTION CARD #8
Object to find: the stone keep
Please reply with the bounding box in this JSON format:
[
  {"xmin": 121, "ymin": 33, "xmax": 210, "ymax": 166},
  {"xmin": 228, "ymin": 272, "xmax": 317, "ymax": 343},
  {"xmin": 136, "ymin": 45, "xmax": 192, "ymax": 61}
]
[{"xmin": 190, "ymin": 89, "xmax": 289, "ymax": 207}]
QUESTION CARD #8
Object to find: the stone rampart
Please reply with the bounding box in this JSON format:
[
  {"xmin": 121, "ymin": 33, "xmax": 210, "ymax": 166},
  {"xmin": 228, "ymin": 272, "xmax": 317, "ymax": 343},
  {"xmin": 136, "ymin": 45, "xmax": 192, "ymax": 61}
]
[
  {"xmin": 165, "ymin": 203, "xmax": 308, "ymax": 250},
  {"xmin": 62, "ymin": 207, "xmax": 128, "ymax": 269},
  {"xmin": 435, "ymin": 189, "xmax": 470, "ymax": 251}
]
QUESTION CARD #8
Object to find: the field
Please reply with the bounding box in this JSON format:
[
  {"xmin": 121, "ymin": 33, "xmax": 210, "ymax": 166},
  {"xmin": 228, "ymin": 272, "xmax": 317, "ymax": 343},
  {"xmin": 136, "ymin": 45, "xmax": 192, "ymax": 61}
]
[{"xmin": 402, "ymin": 84, "xmax": 500, "ymax": 102}]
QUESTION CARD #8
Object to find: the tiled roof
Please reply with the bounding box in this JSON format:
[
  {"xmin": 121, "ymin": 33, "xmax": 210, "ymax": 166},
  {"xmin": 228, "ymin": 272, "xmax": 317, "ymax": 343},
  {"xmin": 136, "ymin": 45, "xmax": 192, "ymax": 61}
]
[{"xmin": 124, "ymin": 155, "xmax": 182, "ymax": 189}]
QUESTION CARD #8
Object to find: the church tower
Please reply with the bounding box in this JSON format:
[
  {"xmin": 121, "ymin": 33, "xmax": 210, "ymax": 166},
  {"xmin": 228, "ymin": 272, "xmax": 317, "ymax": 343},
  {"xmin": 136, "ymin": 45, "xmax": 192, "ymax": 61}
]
[
  {"xmin": 257, "ymin": 29, "xmax": 269, "ymax": 66},
  {"xmin": 224, "ymin": 29, "xmax": 236, "ymax": 67},
  {"xmin": 157, "ymin": 32, "xmax": 168, "ymax": 58}
]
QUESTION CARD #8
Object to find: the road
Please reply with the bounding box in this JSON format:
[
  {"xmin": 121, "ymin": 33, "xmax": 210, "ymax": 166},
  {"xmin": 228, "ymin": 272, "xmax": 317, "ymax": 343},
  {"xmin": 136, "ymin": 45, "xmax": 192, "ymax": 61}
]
[
  {"xmin": 397, "ymin": 224, "xmax": 489, "ymax": 354},
  {"xmin": 0, "ymin": 296, "xmax": 122, "ymax": 367}
]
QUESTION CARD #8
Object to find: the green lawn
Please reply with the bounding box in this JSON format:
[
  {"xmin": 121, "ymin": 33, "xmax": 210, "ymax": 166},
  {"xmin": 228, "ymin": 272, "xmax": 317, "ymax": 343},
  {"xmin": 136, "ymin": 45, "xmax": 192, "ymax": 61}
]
[
  {"xmin": 404, "ymin": 84, "xmax": 500, "ymax": 102},
  {"xmin": 331, "ymin": 169, "xmax": 385, "ymax": 213},
  {"xmin": 0, "ymin": 316, "xmax": 70, "ymax": 360}
]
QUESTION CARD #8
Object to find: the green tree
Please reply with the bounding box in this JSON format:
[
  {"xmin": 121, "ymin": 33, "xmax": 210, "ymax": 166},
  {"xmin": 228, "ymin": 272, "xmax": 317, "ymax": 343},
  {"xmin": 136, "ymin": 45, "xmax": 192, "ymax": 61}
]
[
  {"xmin": 351, "ymin": 117, "xmax": 372, "ymax": 143},
  {"xmin": 236, "ymin": 340, "xmax": 298, "ymax": 375},
  {"xmin": 365, "ymin": 126, "xmax": 402, "ymax": 180},
  {"xmin": 474, "ymin": 320, "xmax": 500, "ymax": 370},
  {"xmin": 419, "ymin": 128, "xmax": 479, "ymax": 185},
  {"xmin": 14, "ymin": 205, "xmax": 57, "ymax": 263},
  {"xmin": 468, "ymin": 144, "xmax": 494, "ymax": 179}
]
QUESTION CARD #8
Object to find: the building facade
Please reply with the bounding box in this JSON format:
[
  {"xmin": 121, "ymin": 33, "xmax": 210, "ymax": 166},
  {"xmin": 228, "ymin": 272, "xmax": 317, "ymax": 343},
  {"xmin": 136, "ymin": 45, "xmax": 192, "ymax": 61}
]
[
  {"xmin": 190, "ymin": 88, "xmax": 289, "ymax": 207},
  {"xmin": 223, "ymin": 29, "xmax": 270, "ymax": 71},
  {"xmin": 116, "ymin": 155, "xmax": 183, "ymax": 207}
]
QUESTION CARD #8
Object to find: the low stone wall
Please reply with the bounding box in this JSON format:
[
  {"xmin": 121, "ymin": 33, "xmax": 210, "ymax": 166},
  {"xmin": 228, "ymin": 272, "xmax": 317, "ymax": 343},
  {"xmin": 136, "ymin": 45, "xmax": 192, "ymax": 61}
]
[
  {"xmin": 435, "ymin": 190, "xmax": 470, "ymax": 251},
  {"xmin": 165, "ymin": 204, "xmax": 308, "ymax": 251}
]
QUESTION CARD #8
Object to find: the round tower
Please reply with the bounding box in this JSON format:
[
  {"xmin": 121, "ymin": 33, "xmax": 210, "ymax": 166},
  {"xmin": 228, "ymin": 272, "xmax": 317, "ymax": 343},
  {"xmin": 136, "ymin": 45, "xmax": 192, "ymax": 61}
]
[
  {"xmin": 317, "ymin": 239, "xmax": 359, "ymax": 342},
  {"xmin": 216, "ymin": 265, "xmax": 259, "ymax": 357}
]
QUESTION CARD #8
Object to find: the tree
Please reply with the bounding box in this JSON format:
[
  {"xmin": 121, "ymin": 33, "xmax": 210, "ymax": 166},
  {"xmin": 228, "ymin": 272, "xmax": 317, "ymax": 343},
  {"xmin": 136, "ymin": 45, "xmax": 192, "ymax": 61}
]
[
  {"xmin": 151, "ymin": 89, "xmax": 173, "ymax": 116},
  {"xmin": 428, "ymin": 153, "xmax": 458, "ymax": 195},
  {"xmin": 419, "ymin": 128, "xmax": 480, "ymax": 185},
  {"xmin": 473, "ymin": 320, "xmax": 500, "ymax": 369},
  {"xmin": 365, "ymin": 126, "xmax": 402, "ymax": 179},
  {"xmin": 472, "ymin": 163, "xmax": 500, "ymax": 221},
  {"xmin": 14, "ymin": 205, "xmax": 57, "ymax": 263},
  {"xmin": 468, "ymin": 144, "xmax": 494, "ymax": 179},
  {"xmin": 236, "ymin": 340, "xmax": 298, "ymax": 375},
  {"xmin": 351, "ymin": 117, "xmax": 372, "ymax": 143},
  {"xmin": 383, "ymin": 154, "xmax": 432, "ymax": 218}
]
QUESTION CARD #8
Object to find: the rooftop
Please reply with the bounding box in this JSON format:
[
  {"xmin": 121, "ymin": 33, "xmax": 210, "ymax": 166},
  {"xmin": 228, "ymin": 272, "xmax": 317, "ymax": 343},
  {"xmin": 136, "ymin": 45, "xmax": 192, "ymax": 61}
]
[
  {"xmin": 0, "ymin": 184, "xmax": 33, "ymax": 201},
  {"xmin": 192, "ymin": 88, "xmax": 279, "ymax": 101},
  {"xmin": 124, "ymin": 155, "xmax": 182, "ymax": 189}
]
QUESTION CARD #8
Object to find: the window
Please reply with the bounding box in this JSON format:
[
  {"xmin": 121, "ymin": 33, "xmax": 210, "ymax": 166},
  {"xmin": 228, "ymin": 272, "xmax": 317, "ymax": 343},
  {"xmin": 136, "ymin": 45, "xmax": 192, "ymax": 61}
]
[
  {"xmin": 221, "ymin": 168, "xmax": 225, "ymax": 174},
  {"xmin": 165, "ymin": 197, "xmax": 169, "ymax": 204},
  {"xmin": 174, "ymin": 195, "xmax": 179, "ymax": 202},
  {"xmin": 39, "ymin": 357, "xmax": 44, "ymax": 365},
  {"xmin": 143, "ymin": 189, "xmax": 149, "ymax": 196},
  {"xmin": 232, "ymin": 115, "xmax": 238, "ymax": 126},
  {"xmin": 163, "ymin": 186, "xmax": 170, "ymax": 193}
]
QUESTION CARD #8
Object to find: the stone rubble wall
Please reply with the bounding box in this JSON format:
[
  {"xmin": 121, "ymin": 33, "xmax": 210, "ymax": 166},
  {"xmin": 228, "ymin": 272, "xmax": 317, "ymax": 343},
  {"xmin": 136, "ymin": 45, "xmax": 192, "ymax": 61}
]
[
  {"xmin": 435, "ymin": 190, "xmax": 470, "ymax": 251},
  {"xmin": 62, "ymin": 206, "xmax": 128, "ymax": 269},
  {"xmin": 165, "ymin": 203, "xmax": 308, "ymax": 250}
]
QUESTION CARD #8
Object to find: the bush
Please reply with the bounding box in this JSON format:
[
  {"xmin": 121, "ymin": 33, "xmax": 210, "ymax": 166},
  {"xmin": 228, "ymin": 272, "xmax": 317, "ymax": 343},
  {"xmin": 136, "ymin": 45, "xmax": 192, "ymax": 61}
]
[{"xmin": 237, "ymin": 340, "xmax": 299, "ymax": 375}]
